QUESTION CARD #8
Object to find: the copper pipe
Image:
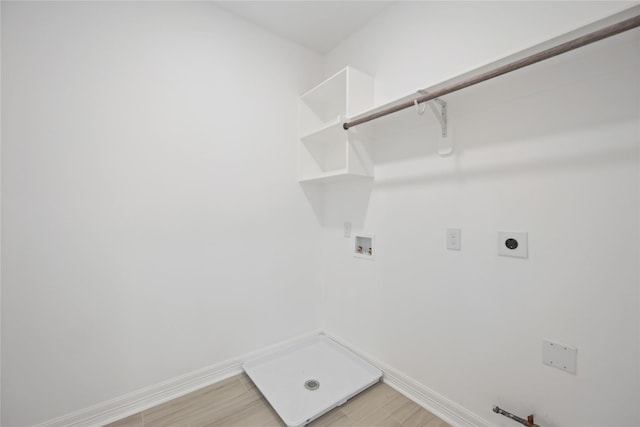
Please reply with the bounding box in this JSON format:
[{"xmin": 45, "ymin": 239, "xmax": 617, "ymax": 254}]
[
  {"xmin": 343, "ymin": 12, "xmax": 640, "ymax": 130},
  {"xmin": 493, "ymin": 406, "xmax": 540, "ymax": 427}
]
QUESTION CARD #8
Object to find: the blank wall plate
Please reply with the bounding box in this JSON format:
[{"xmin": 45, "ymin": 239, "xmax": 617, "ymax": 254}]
[
  {"xmin": 542, "ymin": 339, "xmax": 577, "ymax": 374},
  {"xmin": 497, "ymin": 232, "xmax": 528, "ymax": 258}
]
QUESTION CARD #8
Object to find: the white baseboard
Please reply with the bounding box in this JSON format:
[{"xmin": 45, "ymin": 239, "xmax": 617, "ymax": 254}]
[
  {"xmin": 381, "ymin": 367, "xmax": 494, "ymax": 427},
  {"xmin": 323, "ymin": 332, "xmax": 495, "ymax": 427},
  {"xmin": 36, "ymin": 329, "xmax": 492, "ymax": 427},
  {"xmin": 35, "ymin": 329, "xmax": 322, "ymax": 427}
]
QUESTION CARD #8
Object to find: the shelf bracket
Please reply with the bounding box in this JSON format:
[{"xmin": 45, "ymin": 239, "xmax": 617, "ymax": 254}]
[
  {"xmin": 415, "ymin": 90, "xmax": 452, "ymax": 156},
  {"xmin": 429, "ymin": 98, "xmax": 447, "ymax": 137},
  {"xmin": 417, "ymin": 90, "xmax": 447, "ymax": 138}
]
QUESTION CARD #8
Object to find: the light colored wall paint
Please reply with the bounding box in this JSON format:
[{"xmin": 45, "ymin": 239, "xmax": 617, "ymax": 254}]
[
  {"xmin": 322, "ymin": 2, "xmax": 640, "ymax": 427},
  {"xmin": 0, "ymin": 2, "xmax": 324, "ymax": 425},
  {"xmin": 3, "ymin": 1, "xmax": 640, "ymax": 426},
  {"xmin": 0, "ymin": 3, "xmax": 3, "ymax": 424},
  {"xmin": 325, "ymin": 1, "xmax": 639, "ymax": 106}
]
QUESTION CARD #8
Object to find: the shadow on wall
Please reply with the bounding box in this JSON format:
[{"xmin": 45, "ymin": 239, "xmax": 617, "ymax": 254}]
[
  {"xmin": 301, "ymin": 179, "xmax": 374, "ymax": 229},
  {"xmin": 361, "ymin": 32, "xmax": 639, "ymax": 178},
  {"xmin": 300, "ymin": 183, "xmax": 325, "ymax": 224},
  {"xmin": 303, "ymin": 33, "xmax": 638, "ymax": 226},
  {"xmin": 371, "ymin": 141, "xmax": 637, "ymax": 190}
]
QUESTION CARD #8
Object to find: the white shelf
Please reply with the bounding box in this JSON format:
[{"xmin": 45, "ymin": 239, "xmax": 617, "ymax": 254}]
[
  {"xmin": 299, "ymin": 170, "xmax": 374, "ymax": 184},
  {"xmin": 298, "ymin": 67, "xmax": 375, "ymax": 184},
  {"xmin": 300, "ymin": 69, "xmax": 347, "ymax": 125},
  {"xmin": 300, "ymin": 120, "xmax": 345, "ymax": 145}
]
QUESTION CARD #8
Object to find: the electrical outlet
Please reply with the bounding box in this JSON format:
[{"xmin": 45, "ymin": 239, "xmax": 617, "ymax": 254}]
[
  {"xmin": 497, "ymin": 232, "xmax": 528, "ymax": 258},
  {"xmin": 446, "ymin": 228, "xmax": 461, "ymax": 250},
  {"xmin": 344, "ymin": 222, "xmax": 351, "ymax": 238}
]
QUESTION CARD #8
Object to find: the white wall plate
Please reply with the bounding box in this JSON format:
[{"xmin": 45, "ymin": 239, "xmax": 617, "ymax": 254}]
[
  {"xmin": 497, "ymin": 232, "xmax": 528, "ymax": 258},
  {"xmin": 446, "ymin": 228, "xmax": 461, "ymax": 250},
  {"xmin": 542, "ymin": 339, "xmax": 577, "ymax": 374}
]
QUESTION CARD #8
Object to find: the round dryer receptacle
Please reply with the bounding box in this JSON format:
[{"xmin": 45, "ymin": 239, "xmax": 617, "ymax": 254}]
[{"xmin": 505, "ymin": 238, "xmax": 519, "ymax": 250}]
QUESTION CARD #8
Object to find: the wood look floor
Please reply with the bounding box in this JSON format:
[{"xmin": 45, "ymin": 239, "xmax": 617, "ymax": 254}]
[{"xmin": 105, "ymin": 374, "xmax": 451, "ymax": 427}]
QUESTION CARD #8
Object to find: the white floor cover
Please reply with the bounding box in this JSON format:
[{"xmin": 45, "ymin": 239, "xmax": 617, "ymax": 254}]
[{"xmin": 242, "ymin": 335, "xmax": 383, "ymax": 427}]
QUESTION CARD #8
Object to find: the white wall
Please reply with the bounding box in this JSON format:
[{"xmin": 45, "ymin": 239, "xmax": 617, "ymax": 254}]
[
  {"xmin": 322, "ymin": 2, "xmax": 640, "ymax": 427},
  {"xmin": 0, "ymin": 3, "xmax": 3, "ymax": 424},
  {"xmin": 3, "ymin": 2, "xmax": 640, "ymax": 426},
  {"xmin": 0, "ymin": 2, "xmax": 324, "ymax": 426}
]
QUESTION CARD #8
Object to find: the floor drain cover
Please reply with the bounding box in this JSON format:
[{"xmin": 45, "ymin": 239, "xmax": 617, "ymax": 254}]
[{"xmin": 304, "ymin": 379, "xmax": 320, "ymax": 391}]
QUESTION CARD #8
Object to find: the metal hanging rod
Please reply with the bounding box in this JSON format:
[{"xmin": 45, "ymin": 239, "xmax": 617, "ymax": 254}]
[{"xmin": 343, "ymin": 11, "xmax": 640, "ymax": 131}]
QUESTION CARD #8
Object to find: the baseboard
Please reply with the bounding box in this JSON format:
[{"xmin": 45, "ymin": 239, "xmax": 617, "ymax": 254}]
[
  {"xmin": 35, "ymin": 329, "xmax": 322, "ymax": 427},
  {"xmin": 323, "ymin": 332, "xmax": 495, "ymax": 427},
  {"xmin": 35, "ymin": 329, "xmax": 492, "ymax": 427},
  {"xmin": 381, "ymin": 367, "xmax": 494, "ymax": 427}
]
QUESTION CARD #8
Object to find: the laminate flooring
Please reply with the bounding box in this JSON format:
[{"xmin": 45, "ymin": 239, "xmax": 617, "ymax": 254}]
[{"xmin": 105, "ymin": 373, "xmax": 451, "ymax": 427}]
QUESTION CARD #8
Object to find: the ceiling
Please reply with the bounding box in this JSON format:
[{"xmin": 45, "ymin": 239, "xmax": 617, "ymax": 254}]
[{"xmin": 215, "ymin": 1, "xmax": 392, "ymax": 53}]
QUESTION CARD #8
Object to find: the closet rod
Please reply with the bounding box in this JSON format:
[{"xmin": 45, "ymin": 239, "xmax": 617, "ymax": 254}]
[{"xmin": 343, "ymin": 12, "xmax": 640, "ymax": 130}]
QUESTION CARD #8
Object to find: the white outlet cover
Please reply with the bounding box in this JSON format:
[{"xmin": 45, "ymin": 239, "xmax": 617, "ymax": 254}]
[
  {"xmin": 344, "ymin": 222, "xmax": 351, "ymax": 238},
  {"xmin": 446, "ymin": 228, "xmax": 461, "ymax": 250},
  {"xmin": 497, "ymin": 232, "xmax": 528, "ymax": 258},
  {"xmin": 542, "ymin": 339, "xmax": 577, "ymax": 374}
]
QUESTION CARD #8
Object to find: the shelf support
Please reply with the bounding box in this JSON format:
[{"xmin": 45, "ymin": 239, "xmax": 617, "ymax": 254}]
[
  {"xmin": 418, "ymin": 90, "xmax": 448, "ymax": 138},
  {"xmin": 429, "ymin": 100, "xmax": 447, "ymax": 137},
  {"xmin": 415, "ymin": 91, "xmax": 452, "ymax": 156}
]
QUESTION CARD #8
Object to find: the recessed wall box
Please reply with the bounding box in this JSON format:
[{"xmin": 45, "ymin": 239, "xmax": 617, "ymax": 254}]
[{"xmin": 354, "ymin": 235, "xmax": 374, "ymax": 260}]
